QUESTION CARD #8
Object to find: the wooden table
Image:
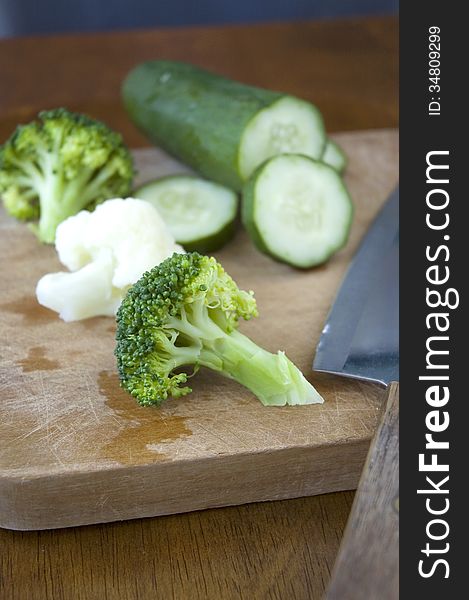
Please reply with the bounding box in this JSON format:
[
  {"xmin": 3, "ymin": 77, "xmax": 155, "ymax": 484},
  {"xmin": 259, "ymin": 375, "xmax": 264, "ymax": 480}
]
[{"xmin": 0, "ymin": 16, "xmax": 398, "ymax": 599}]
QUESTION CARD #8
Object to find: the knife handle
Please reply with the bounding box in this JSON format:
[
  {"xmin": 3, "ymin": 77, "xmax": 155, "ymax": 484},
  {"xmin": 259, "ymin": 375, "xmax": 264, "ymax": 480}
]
[{"xmin": 326, "ymin": 381, "xmax": 399, "ymax": 600}]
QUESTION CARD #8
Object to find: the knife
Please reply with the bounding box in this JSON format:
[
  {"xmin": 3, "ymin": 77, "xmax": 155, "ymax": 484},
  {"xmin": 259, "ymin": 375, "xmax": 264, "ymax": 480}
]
[{"xmin": 314, "ymin": 187, "xmax": 399, "ymax": 600}]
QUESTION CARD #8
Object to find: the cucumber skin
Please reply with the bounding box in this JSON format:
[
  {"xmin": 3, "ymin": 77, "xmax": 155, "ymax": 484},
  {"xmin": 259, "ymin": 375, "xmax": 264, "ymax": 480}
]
[
  {"xmin": 122, "ymin": 61, "xmax": 319, "ymax": 191},
  {"xmin": 134, "ymin": 175, "xmax": 238, "ymax": 253},
  {"xmin": 241, "ymin": 155, "xmax": 354, "ymax": 269},
  {"xmin": 241, "ymin": 170, "xmax": 271, "ymax": 257},
  {"xmin": 181, "ymin": 218, "xmax": 237, "ymax": 253},
  {"xmin": 123, "ymin": 61, "xmax": 282, "ymax": 191}
]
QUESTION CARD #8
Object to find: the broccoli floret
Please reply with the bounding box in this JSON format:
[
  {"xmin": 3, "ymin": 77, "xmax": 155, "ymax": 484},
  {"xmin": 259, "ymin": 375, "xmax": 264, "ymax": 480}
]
[
  {"xmin": 115, "ymin": 252, "xmax": 323, "ymax": 407},
  {"xmin": 0, "ymin": 108, "xmax": 134, "ymax": 243}
]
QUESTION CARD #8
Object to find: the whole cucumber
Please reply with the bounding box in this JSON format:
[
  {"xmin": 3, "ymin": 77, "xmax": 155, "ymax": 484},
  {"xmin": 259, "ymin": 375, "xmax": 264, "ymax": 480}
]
[{"xmin": 122, "ymin": 61, "xmax": 325, "ymax": 191}]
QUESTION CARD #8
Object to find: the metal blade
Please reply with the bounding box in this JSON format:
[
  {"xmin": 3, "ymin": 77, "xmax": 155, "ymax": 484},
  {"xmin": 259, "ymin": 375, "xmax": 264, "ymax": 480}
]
[{"xmin": 313, "ymin": 187, "xmax": 399, "ymax": 385}]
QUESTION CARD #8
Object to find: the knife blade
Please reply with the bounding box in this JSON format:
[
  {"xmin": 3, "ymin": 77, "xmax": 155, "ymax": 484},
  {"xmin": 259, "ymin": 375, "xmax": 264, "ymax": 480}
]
[
  {"xmin": 317, "ymin": 186, "xmax": 400, "ymax": 600},
  {"xmin": 313, "ymin": 185, "xmax": 399, "ymax": 384}
]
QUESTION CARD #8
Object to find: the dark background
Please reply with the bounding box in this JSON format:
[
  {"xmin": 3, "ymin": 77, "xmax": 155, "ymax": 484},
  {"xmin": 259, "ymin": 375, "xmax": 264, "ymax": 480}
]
[{"xmin": 1, "ymin": 0, "xmax": 398, "ymax": 38}]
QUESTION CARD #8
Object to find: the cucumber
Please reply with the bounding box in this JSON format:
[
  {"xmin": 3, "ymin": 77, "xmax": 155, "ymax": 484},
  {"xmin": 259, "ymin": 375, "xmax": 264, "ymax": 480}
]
[
  {"xmin": 242, "ymin": 154, "xmax": 353, "ymax": 268},
  {"xmin": 134, "ymin": 175, "xmax": 238, "ymax": 253},
  {"xmin": 122, "ymin": 60, "xmax": 326, "ymax": 191},
  {"xmin": 322, "ymin": 139, "xmax": 347, "ymax": 173}
]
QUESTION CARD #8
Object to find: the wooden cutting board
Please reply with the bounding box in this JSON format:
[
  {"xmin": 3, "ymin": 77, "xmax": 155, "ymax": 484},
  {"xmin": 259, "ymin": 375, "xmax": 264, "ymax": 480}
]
[{"xmin": 0, "ymin": 129, "xmax": 398, "ymax": 530}]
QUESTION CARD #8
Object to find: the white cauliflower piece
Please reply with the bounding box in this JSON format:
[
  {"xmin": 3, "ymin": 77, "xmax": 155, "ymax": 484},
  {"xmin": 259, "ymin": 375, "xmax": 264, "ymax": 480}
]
[{"xmin": 36, "ymin": 198, "xmax": 184, "ymax": 321}]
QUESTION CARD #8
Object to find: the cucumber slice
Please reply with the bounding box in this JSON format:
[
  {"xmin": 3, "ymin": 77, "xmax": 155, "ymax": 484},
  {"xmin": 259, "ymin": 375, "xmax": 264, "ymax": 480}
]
[
  {"xmin": 242, "ymin": 154, "xmax": 353, "ymax": 268},
  {"xmin": 238, "ymin": 96, "xmax": 325, "ymax": 180},
  {"xmin": 321, "ymin": 139, "xmax": 347, "ymax": 173},
  {"xmin": 134, "ymin": 176, "xmax": 238, "ymax": 253}
]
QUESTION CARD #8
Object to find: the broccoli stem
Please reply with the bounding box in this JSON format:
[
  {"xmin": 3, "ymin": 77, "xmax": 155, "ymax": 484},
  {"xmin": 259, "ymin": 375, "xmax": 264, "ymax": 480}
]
[
  {"xmin": 36, "ymin": 159, "xmax": 125, "ymax": 243},
  {"xmin": 200, "ymin": 329, "xmax": 322, "ymax": 406},
  {"xmin": 36, "ymin": 164, "xmax": 95, "ymax": 243},
  {"xmin": 36, "ymin": 182, "xmax": 71, "ymax": 243},
  {"xmin": 167, "ymin": 303, "xmax": 322, "ymax": 406}
]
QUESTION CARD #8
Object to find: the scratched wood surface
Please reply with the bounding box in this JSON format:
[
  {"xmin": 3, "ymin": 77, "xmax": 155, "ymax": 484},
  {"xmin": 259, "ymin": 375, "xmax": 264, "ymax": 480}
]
[{"xmin": 0, "ymin": 129, "xmax": 398, "ymax": 530}]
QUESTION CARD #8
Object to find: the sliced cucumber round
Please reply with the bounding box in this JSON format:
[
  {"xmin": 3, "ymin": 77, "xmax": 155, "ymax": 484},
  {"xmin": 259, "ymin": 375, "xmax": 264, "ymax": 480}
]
[
  {"xmin": 238, "ymin": 96, "xmax": 325, "ymax": 181},
  {"xmin": 321, "ymin": 139, "xmax": 347, "ymax": 173},
  {"xmin": 134, "ymin": 176, "xmax": 238, "ymax": 253},
  {"xmin": 242, "ymin": 154, "xmax": 353, "ymax": 268}
]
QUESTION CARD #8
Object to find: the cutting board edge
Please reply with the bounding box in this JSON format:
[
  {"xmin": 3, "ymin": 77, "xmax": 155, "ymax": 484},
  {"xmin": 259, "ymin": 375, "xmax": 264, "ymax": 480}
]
[
  {"xmin": 0, "ymin": 438, "xmax": 370, "ymax": 531},
  {"xmin": 0, "ymin": 428, "xmax": 373, "ymax": 479}
]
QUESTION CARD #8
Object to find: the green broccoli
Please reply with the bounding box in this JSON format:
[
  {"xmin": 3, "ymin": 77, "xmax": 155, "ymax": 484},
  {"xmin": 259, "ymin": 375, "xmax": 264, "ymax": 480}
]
[
  {"xmin": 0, "ymin": 108, "xmax": 134, "ymax": 243},
  {"xmin": 115, "ymin": 252, "xmax": 323, "ymax": 407}
]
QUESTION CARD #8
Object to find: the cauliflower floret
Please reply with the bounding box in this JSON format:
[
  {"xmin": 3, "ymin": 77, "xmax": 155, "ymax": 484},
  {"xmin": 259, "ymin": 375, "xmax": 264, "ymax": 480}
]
[
  {"xmin": 36, "ymin": 198, "xmax": 184, "ymax": 321},
  {"xmin": 36, "ymin": 251, "xmax": 121, "ymax": 321}
]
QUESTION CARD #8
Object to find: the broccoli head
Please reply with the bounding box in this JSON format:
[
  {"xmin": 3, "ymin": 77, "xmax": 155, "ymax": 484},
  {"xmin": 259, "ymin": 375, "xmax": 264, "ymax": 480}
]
[
  {"xmin": 0, "ymin": 108, "xmax": 134, "ymax": 243},
  {"xmin": 115, "ymin": 252, "xmax": 323, "ymax": 407}
]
